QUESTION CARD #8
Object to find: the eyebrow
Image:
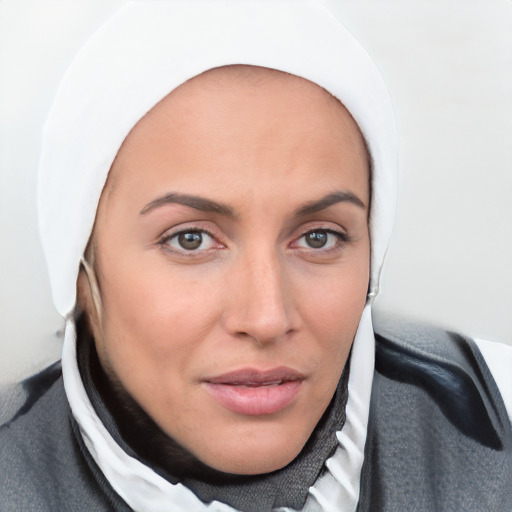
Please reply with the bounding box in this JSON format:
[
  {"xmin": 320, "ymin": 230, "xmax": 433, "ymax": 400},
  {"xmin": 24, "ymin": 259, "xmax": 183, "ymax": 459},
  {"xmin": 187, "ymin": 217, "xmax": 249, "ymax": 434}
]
[
  {"xmin": 140, "ymin": 189, "xmax": 366, "ymax": 218},
  {"xmin": 140, "ymin": 192, "xmax": 236, "ymax": 217},
  {"xmin": 294, "ymin": 191, "xmax": 366, "ymax": 216}
]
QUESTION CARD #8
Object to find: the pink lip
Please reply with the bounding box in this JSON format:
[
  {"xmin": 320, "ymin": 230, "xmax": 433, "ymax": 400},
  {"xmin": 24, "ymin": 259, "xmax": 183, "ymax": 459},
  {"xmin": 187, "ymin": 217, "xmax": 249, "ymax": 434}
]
[{"xmin": 203, "ymin": 367, "xmax": 305, "ymax": 416}]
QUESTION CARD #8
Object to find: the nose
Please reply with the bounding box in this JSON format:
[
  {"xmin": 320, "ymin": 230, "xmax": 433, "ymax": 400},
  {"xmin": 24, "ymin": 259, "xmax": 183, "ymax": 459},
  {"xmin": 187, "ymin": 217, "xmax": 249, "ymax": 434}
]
[{"xmin": 223, "ymin": 248, "xmax": 296, "ymax": 344}]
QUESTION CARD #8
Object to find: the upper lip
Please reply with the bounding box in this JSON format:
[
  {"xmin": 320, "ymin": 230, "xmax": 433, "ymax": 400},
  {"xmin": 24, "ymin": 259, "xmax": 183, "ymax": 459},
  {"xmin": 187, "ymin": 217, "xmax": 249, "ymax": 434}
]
[{"xmin": 204, "ymin": 367, "xmax": 305, "ymax": 386}]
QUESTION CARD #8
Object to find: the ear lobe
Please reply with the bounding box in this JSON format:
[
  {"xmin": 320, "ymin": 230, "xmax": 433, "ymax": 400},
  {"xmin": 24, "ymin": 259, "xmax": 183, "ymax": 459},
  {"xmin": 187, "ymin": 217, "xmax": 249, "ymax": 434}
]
[{"xmin": 77, "ymin": 262, "xmax": 104, "ymax": 344}]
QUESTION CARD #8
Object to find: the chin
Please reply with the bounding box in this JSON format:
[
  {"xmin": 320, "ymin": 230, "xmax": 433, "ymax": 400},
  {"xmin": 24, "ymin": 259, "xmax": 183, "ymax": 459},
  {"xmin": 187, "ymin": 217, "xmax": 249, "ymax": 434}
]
[
  {"xmin": 204, "ymin": 450, "xmax": 303, "ymax": 476},
  {"xmin": 190, "ymin": 420, "xmax": 311, "ymax": 475}
]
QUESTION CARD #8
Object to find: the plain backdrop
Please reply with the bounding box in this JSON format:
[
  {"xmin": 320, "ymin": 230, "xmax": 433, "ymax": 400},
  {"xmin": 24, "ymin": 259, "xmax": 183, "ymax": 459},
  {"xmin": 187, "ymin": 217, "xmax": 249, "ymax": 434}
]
[{"xmin": 1, "ymin": 0, "xmax": 511, "ymax": 384}]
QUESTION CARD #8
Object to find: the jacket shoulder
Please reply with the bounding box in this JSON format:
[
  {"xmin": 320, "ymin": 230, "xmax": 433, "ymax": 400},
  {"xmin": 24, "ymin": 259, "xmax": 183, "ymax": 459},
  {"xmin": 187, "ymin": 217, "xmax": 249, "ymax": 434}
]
[
  {"xmin": 0, "ymin": 363, "xmax": 129, "ymax": 511},
  {"xmin": 372, "ymin": 310, "xmax": 510, "ymax": 448},
  {"xmin": 358, "ymin": 311, "xmax": 512, "ymax": 512},
  {"xmin": 0, "ymin": 361, "xmax": 61, "ymax": 426}
]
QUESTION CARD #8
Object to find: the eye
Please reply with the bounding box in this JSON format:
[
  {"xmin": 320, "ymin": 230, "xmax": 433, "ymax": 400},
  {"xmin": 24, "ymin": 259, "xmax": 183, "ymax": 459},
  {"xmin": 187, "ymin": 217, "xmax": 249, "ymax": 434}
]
[
  {"xmin": 161, "ymin": 229, "xmax": 217, "ymax": 252},
  {"xmin": 303, "ymin": 231, "xmax": 329, "ymax": 249},
  {"xmin": 295, "ymin": 229, "xmax": 347, "ymax": 250}
]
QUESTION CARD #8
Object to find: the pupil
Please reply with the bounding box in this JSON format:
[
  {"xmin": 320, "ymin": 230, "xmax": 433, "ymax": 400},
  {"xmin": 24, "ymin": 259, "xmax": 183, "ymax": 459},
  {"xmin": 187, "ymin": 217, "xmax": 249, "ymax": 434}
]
[
  {"xmin": 178, "ymin": 232, "xmax": 202, "ymax": 250},
  {"xmin": 306, "ymin": 231, "xmax": 327, "ymax": 248}
]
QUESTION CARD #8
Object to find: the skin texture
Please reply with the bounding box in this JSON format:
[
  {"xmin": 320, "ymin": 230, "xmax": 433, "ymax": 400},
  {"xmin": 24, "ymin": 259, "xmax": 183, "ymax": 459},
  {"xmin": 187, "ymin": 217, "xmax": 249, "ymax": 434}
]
[{"xmin": 77, "ymin": 65, "xmax": 370, "ymax": 475}]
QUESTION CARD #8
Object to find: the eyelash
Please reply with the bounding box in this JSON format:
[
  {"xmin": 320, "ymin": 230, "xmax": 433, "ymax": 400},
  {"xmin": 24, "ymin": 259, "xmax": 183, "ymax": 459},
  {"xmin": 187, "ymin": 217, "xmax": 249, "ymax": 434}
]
[
  {"xmin": 292, "ymin": 228, "xmax": 350, "ymax": 252},
  {"xmin": 157, "ymin": 226, "xmax": 351, "ymax": 258},
  {"xmin": 158, "ymin": 228, "xmax": 222, "ymax": 257}
]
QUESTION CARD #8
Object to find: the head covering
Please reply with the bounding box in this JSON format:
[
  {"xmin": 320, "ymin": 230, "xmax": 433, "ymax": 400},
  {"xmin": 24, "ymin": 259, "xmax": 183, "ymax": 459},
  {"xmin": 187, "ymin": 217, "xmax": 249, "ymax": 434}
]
[
  {"xmin": 38, "ymin": 1, "xmax": 398, "ymax": 510},
  {"xmin": 38, "ymin": 0, "xmax": 397, "ymax": 319}
]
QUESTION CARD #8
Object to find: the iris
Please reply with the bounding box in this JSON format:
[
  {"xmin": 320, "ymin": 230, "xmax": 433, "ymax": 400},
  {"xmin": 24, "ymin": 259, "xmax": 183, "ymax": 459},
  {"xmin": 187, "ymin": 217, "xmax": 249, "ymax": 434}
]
[
  {"xmin": 178, "ymin": 231, "xmax": 203, "ymax": 250},
  {"xmin": 305, "ymin": 231, "xmax": 328, "ymax": 249}
]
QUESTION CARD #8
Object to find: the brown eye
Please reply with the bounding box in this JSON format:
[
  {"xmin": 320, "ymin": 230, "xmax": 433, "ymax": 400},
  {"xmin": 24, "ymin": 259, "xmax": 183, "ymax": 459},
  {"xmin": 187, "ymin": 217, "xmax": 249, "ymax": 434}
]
[
  {"xmin": 293, "ymin": 228, "xmax": 348, "ymax": 252},
  {"xmin": 162, "ymin": 229, "xmax": 217, "ymax": 252},
  {"xmin": 178, "ymin": 231, "xmax": 203, "ymax": 250},
  {"xmin": 159, "ymin": 227, "xmax": 224, "ymax": 257},
  {"xmin": 304, "ymin": 230, "xmax": 328, "ymax": 248}
]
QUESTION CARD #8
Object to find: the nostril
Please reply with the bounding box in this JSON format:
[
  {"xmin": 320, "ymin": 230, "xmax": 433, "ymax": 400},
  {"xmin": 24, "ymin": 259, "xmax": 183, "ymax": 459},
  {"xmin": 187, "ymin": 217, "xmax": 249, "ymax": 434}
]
[
  {"xmin": 232, "ymin": 323, "xmax": 295, "ymax": 346},
  {"xmin": 222, "ymin": 253, "xmax": 296, "ymax": 343}
]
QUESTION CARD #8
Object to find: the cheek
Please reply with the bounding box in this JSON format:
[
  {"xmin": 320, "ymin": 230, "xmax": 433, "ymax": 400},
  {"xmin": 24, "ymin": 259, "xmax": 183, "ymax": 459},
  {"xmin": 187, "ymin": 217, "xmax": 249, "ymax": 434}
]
[
  {"xmin": 296, "ymin": 244, "xmax": 370, "ymax": 372},
  {"xmin": 96, "ymin": 257, "xmax": 225, "ymax": 379},
  {"xmin": 296, "ymin": 250, "xmax": 370, "ymax": 333}
]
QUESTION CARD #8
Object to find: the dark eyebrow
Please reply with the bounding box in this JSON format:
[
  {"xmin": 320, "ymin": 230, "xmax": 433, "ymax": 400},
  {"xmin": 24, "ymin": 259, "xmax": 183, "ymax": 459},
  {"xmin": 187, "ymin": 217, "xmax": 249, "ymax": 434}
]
[
  {"xmin": 294, "ymin": 191, "xmax": 366, "ymax": 217},
  {"xmin": 140, "ymin": 192, "xmax": 236, "ymax": 217}
]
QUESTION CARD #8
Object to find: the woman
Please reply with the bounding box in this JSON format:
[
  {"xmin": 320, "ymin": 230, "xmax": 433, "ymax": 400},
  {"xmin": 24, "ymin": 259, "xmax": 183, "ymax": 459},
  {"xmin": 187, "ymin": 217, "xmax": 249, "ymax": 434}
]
[{"xmin": 1, "ymin": 1, "xmax": 511, "ymax": 511}]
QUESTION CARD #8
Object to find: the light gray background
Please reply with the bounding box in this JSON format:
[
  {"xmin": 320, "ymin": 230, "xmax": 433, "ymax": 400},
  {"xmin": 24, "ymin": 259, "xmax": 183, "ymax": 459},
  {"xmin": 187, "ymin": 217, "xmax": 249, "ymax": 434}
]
[{"xmin": 1, "ymin": 0, "xmax": 511, "ymax": 384}]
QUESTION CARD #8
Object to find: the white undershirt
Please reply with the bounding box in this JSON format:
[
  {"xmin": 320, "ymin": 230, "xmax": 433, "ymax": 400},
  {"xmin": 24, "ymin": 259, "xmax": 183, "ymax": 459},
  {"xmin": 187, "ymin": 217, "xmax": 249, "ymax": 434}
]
[{"xmin": 475, "ymin": 338, "xmax": 512, "ymax": 425}]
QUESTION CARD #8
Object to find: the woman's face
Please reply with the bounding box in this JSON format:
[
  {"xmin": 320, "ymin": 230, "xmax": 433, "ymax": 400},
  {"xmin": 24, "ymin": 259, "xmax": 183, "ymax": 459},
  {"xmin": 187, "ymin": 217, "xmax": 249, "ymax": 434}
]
[{"xmin": 84, "ymin": 66, "xmax": 370, "ymax": 475}]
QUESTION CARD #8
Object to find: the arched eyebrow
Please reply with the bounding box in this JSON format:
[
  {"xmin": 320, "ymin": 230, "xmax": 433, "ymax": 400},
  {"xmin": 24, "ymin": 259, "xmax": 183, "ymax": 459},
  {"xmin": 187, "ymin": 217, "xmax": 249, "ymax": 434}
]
[
  {"xmin": 140, "ymin": 190, "xmax": 366, "ymax": 218},
  {"xmin": 294, "ymin": 191, "xmax": 366, "ymax": 216},
  {"xmin": 140, "ymin": 192, "xmax": 236, "ymax": 217}
]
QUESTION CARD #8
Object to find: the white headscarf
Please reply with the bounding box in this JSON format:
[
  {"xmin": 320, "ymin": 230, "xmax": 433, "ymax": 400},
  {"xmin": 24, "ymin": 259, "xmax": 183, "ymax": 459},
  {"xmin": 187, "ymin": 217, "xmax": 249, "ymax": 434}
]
[{"xmin": 38, "ymin": 1, "xmax": 398, "ymax": 510}]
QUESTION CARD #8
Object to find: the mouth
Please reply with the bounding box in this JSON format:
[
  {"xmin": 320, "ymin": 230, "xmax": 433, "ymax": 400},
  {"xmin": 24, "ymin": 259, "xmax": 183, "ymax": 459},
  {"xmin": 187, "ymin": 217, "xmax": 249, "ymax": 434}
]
[{"xmin": 203, "ymin": 367, "xmax": 305, "ymax": 416}]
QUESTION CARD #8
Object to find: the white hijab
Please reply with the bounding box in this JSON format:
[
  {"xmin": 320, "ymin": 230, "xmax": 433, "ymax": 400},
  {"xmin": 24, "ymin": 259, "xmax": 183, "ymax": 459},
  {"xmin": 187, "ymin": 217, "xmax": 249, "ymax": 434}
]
[{"xmin": 38, "ymin": 1, "xmax": 398, "ymax": 510}]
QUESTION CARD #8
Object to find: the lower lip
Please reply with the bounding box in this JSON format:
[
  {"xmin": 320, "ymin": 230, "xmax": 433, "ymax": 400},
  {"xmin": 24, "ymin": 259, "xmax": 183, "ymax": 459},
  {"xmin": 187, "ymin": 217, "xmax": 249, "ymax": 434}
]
[{"xmin": 204, "ymin": 380, "xmax": 303, "ymax": 416}]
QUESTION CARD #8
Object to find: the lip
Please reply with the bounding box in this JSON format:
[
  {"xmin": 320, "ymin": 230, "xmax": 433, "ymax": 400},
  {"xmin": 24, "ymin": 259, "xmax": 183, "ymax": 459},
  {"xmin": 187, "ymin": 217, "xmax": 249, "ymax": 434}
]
[{"xmin": 203, "ymin": 367, "xmax": 305, "ymax": 416}]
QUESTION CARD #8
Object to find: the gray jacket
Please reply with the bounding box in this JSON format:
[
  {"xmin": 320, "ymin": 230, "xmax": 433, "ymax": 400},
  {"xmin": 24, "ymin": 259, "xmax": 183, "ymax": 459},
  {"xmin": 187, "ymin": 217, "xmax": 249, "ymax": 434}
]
[{"xmin": 1, "ymin": 317, "xmax": 511, "ymax": 511}]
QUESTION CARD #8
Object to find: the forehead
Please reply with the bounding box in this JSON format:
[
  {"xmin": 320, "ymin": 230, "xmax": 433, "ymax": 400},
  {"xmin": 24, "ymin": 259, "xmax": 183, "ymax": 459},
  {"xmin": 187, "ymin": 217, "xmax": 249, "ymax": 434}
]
[
  {"xmin": 103, "ymin": 65, "xmax": 369, "ymax": 208},
  {"xmin": 135, "ymin": 65, "xmax": 351, "ymax": 132},
  {"xmin": 178, "ymin": 65, "xmax": 332, "ymax": 94}
]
